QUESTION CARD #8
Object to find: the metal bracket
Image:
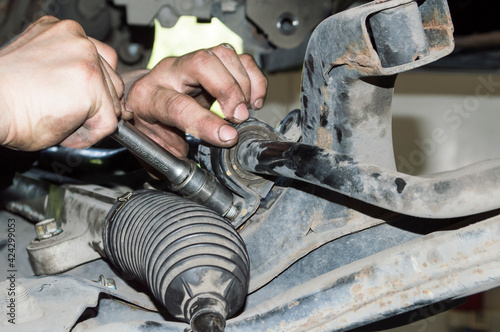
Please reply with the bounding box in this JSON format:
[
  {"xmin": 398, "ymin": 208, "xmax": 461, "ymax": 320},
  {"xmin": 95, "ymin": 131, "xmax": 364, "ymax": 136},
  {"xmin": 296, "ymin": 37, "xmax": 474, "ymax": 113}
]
[
  {"xmin": 206, "ymin": 119, "xmax": 281, "ymax": 228},
  {"xmin": 26, "ymin": 185, "xmax": 120, "ymax": 275}
]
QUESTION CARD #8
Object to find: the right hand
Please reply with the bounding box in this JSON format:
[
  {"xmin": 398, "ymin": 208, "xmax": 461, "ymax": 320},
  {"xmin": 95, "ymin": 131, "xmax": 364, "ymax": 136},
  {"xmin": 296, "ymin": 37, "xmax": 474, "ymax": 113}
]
[
  {"xmin": 0, "ymin": 16, "xmax": 129, "ymax": 151},
  {"xmin": 126, "ymin": 44, "xmax": 268, "ymax": 159}
]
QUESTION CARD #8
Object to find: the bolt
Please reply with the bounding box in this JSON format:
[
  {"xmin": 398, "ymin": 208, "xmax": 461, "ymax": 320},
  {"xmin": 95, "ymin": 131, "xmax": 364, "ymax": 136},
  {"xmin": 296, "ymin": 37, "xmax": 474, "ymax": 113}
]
[
  {"xmin": 1, "ymin": 281, "xmax": 44, "ymax": 324},
  {"xmin": 96, "ymin": 275, "xmax": 116, "ymax": 290},
  {"xmin": 276, "ymin": 13, "xmax": 299, "ymax": 36},
  {"xmin": 128, "ymin": 43, "xmax": 141, "ymax": 58},
  {"xmin": 223, "ymin": 204, "xmax": 239, "ymax": 221},
  {"xmin": 34, "ymin": 218, "xmax": 62, "ymax": 240}
]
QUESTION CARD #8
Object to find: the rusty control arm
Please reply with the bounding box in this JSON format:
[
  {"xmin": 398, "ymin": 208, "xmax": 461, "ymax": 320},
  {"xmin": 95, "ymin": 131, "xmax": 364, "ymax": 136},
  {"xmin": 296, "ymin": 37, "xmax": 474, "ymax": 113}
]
[
  {"xmin": 111, "ymin": 120, "xmax": 237, "ymax": 219},
  {"xmin": 233, "ymin": 0, "xmax": 479, "ymax": 219},
  {"xmin": 237, "ymin": 139, "xmax": 500, "ymax": 219}
]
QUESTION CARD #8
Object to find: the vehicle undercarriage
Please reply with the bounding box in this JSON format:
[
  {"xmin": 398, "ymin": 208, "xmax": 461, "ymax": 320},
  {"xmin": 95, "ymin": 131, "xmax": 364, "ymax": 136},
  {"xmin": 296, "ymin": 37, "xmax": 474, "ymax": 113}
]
[{"xmin": 1, "ymin": 0, "xmax": 500, "ymax": 331}]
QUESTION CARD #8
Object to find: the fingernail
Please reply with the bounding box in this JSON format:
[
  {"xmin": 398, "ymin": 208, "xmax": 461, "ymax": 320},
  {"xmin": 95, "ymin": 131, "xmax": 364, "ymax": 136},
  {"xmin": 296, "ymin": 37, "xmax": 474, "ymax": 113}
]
[
  {"xmin": 254, "ymin": 98, "xmax": 264, "ymax": 110},
  {"xmin": 221, "ymin": 43, "xmax": 234, "ymax": 50},
  {"xmin": 124, "ymin": 101, "xmax": 134, "ymax": 114},
  {"xmin": 234, "ymin": 104, "xmax": 249, "ymax": 122},
  {"xmin": 219, "ymin": 125, "xmax": 237, "ymax": 142}
]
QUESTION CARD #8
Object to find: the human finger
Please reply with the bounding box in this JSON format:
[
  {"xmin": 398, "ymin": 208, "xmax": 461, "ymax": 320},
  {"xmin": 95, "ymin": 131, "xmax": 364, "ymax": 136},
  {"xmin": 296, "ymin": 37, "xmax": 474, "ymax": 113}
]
[
  {"xmin": 238, "ymin": 53, "xmax": 268, "ymax": 110},
  {"xmin": 90, "ymin": 38, "xmax": 125, "ymax": 118},
  {"xmin": 60, "ymin": 58, "xmax": 121, "ymax": 148},
  {"xmin": 144, "ymin": 86, "xmax": 239, "ymax": 147},
  {"xmin": 98, "ymin": 57, "xmax": 124, "ymax": 118},
  {"xmin": 59, "ymin": 94, "xmax": 119, "ymax": 149},
  {"xmin": 89, "ymin": 37, "xmax": 118, "ymax": 69},
  {"xmin": 209, "ymin": 43, "xmax": 252, "ymax": 105},
  {"xmin": 170, "ymin": 50, "xmax": 249, "ymax": 123},
  {"xmin": 133, "ymin": 117, "xmax": 189, "ymax": 159}
]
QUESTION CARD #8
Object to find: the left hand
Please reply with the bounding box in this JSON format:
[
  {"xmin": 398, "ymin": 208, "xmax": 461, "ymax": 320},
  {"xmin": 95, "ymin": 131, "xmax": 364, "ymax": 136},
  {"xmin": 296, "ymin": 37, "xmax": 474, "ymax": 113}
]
[{"xmin": 125, "ymin": 43, "xmax": 267, "ymax": 158}]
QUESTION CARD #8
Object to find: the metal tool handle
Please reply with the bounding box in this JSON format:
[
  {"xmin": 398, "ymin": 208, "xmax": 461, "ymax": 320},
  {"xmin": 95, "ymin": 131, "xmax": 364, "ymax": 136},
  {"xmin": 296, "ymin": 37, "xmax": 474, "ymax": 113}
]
[{"xmin": 111, "ymin": 120, "xmax": 237, "ymax": 219}]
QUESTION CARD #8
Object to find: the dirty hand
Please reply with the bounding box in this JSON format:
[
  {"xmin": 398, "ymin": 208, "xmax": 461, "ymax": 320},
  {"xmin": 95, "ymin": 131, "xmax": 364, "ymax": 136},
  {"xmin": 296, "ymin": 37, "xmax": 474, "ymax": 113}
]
[
  {"xmin": 0, "ymin": 16, "xmax": 129, "ymax": 151},
  {"xmin": 126, "ymin": 43, "xmax": 268, "ymax": 158}
]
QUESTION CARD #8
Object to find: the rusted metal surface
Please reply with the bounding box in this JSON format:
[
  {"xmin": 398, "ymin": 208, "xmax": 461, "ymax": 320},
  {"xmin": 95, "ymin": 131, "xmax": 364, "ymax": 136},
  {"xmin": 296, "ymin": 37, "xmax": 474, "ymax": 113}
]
[
  {"xmin": 235, "ymin": 0, "xmax": 456, "ymax": 293},
  {"xmin": 238, "ymin": 140, "xmax": 500, "ymax": 219},
  {"xmin": 206, "ymin": 119, "xmax": 279, "ymax": 227},
  {"xmin": 228, "ymin": 214, "xmax": 500, "ymax": 331},
  {"xmin": 58, "ymin": 212, "xmax": 500, "ymax": 331},
  {"xmin": 0, "ymin": 274, "xmax": 161, "ymax": 332},
  {"xmin": 300, "ymin": 0, "xmax": 454, "ymax": 166}
]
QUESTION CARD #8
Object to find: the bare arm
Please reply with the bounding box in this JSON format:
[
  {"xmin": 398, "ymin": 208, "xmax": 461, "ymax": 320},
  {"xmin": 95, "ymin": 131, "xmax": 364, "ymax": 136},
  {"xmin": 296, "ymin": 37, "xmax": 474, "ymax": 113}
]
[{"xmin": 0, "ymin": 16, "xmax": 128, "ymax": 151}]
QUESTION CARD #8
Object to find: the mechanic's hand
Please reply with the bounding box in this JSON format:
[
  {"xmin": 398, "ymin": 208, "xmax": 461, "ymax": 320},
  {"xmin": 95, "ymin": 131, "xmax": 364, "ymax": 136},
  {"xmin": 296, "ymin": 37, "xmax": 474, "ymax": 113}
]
[
  {"xmin": 0, "ymin": 16, "xmax": 129, "ymax": 151},
  {"xmin": 126, "ymin": 43, "xmax": 267, "ymax": 158}
]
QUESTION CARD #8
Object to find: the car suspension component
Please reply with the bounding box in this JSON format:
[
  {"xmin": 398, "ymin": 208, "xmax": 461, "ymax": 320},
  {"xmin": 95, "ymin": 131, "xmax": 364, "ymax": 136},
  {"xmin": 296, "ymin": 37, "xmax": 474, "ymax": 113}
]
[
  {"xmin": 8, "ymin": 1, "xmax": 500, "ymax": 331},
  {"xmin": 111, "ymin": 119, "xmax": 238, "ymax": 220},
  {"xmin": 103, "ymin": 190, "xmax": 249, "ymax": 331}
]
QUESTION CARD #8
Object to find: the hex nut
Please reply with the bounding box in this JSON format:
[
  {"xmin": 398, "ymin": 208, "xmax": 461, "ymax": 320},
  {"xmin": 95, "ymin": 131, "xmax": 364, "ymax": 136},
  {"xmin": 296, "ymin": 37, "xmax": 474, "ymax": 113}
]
[{"xmin": 34, "ymin": 218, "xmax": 62, "ymax": 240}]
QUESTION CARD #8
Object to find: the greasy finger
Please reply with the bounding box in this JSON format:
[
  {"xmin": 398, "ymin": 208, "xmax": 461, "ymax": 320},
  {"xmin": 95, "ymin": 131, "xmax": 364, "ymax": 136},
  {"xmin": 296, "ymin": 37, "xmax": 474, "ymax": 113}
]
[
  {"xmin": 147, "ymin": 87, "xmax": 239, "ymax": 147},
  {"xmin": 239, "ymin": 53, "xmax": 268, "ymax": 110},
  {"xmin": 59, "ymin": 102, "xmax": 118, "ymax": 149},
  {"xmin": 89, "ymin": 37, "xmax": 118, "ymax": 69},
  {"xmin": 133, "ymin": 118, "xmax": 189, "ymax": 159},
  {"xmin": 98, "ymin": 57, "xmax": 124, "ymax": 117},
  {"xmin": 61, "ymin": 58, "xmax": 122, "ymax": 148},
  {"xmin": 99, "ymin": 55, "xmax": 124, "ymax": 100},
  {"xmin": 175, "ymin": 50, "xmax": 249, "ymax": 123},
  {"xmin": 210, "ymin": 44, "xmax": 252, "ymax": 104},
  {"xmin": 98, "ymin": 56, "xmax": 132, "ymax": 120}
]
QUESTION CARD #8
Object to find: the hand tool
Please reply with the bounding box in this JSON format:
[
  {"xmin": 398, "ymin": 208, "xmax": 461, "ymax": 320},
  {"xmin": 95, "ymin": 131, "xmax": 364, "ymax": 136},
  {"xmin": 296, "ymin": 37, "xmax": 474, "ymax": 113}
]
[{"xmin": 111, "ymin": 119, "xmax": 237, "ymax": 219}]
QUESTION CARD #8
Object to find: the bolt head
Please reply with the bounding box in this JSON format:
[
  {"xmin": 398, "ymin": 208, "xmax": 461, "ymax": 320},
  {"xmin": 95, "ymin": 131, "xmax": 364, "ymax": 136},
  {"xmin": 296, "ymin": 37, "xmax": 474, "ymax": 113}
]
[
  {"xmin": 97, "ymin": 275, "xmax": 116, "ymax": 290},
  {"xmin": 35, "ymin": 218, "xmax": 62, "ymax": 240}
]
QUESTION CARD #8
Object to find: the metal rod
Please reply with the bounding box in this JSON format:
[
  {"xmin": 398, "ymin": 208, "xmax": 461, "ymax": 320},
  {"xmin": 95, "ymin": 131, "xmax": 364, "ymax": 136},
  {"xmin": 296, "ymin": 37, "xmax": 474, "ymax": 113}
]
[
  {"xmin": 237, "ymin": 139, "xmax": 500, "ymax": 219},
  {"xmin": 111, "ymin": 120, "xmax": 236, "ymax": 219},
  {"xmin": 111, "ymin": 120, "xmax": 191, "ymax": 185}
]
